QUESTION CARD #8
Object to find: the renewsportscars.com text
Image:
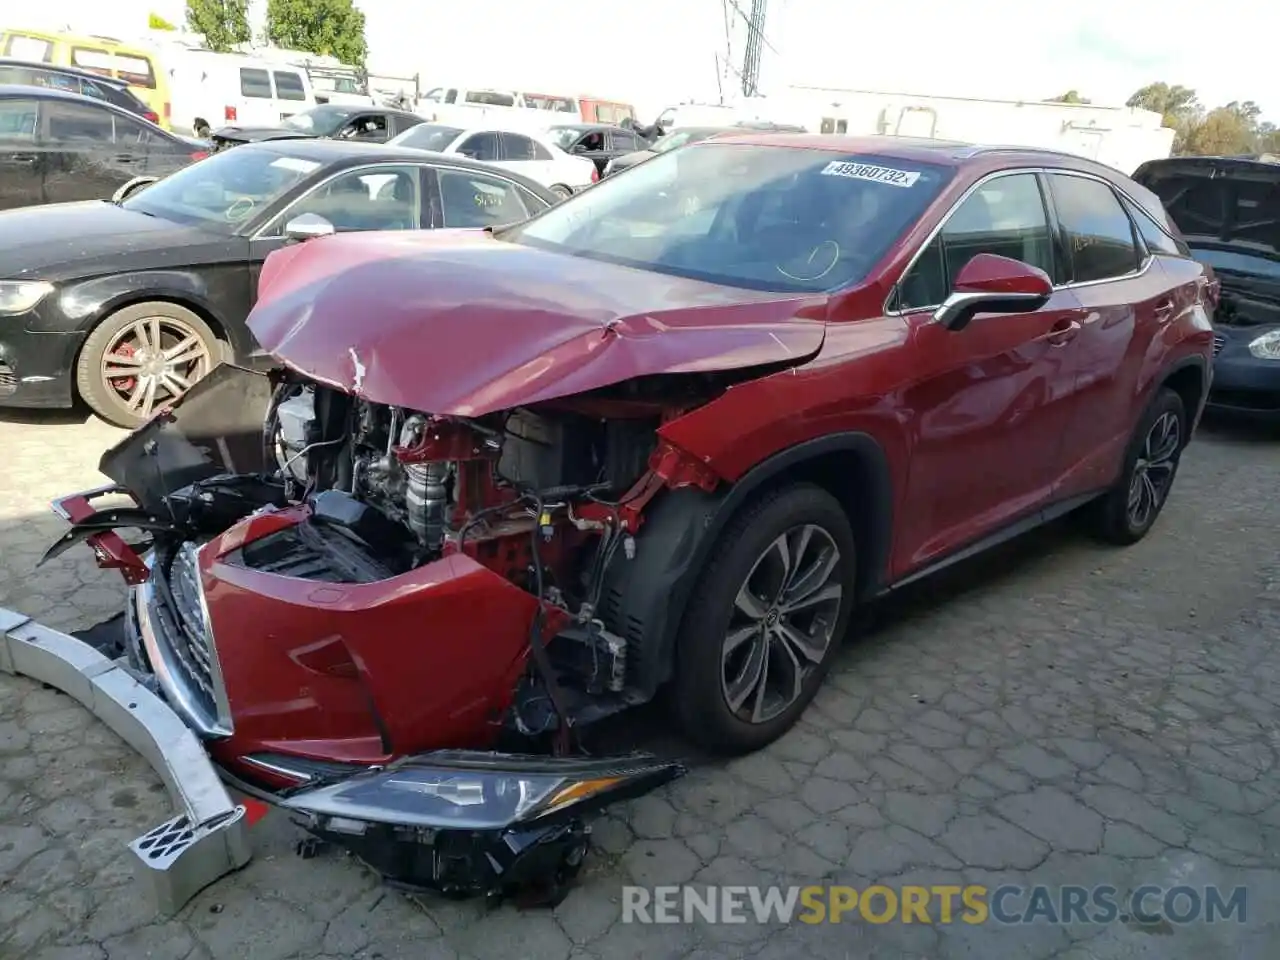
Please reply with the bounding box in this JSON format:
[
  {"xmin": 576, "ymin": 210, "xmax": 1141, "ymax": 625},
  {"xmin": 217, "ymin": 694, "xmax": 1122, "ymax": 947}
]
[{"xmin": 621, "ymin": 884, "xmax": 1247, "ymax": 925}]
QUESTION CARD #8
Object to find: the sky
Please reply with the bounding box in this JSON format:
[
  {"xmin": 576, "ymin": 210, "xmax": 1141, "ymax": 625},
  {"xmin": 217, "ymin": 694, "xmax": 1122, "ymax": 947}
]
[{"xmin": 11, "ymin": 0, "xmax": 1275, "ymax": 123}]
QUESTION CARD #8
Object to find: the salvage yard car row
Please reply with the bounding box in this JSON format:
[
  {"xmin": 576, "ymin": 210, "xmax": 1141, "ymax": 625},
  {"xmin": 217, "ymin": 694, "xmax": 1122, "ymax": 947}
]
[{"xmin": 0, "ymin": 89, "xmax": 1278, "ymax": 920}]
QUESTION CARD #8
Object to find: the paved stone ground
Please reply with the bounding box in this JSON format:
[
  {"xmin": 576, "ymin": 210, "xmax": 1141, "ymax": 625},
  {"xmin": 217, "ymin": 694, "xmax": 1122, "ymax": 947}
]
[{"xmin": 2, "ymin": 406, "xmax": 1279, "ymax": 960}]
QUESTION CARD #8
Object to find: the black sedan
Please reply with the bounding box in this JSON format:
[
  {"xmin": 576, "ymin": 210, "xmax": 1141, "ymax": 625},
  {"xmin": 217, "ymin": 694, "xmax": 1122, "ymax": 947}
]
[
  {"xmin": 0, "ymin": 84, "xmax": 205, "ymax": 210},
  {"xmin": 210, "ymin": 103, "xmax": 426, "ymax": 150},
  {"xmin": 547, "ymin": 123, "xmax": 649, "ymax": 175},
  {"xmin": 0, "ymin": 139, "xmax": 557, "ymax": 426}
]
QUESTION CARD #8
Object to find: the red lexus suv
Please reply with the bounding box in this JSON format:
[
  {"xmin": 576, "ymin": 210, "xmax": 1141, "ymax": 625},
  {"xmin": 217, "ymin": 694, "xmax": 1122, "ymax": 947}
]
[{"xmin": 26, "ymin": 134, "xmax": 1215, "ymax": 906}]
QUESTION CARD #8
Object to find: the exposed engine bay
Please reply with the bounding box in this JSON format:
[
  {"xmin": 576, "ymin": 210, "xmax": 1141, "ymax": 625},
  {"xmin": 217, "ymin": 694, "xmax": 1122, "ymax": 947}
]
[{"xmin": 1215, "ymin": 276, "xmax": 1280, "ymax": 327}]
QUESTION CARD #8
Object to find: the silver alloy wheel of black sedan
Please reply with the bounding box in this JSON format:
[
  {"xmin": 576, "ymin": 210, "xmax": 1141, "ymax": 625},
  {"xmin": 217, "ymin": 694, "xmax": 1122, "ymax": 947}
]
[
  {"xmin": 100, "ymin": 314, "xmax": 213, "ymax": 420},
  {"xmin": 1127, "ymin": 409, "xmax": 1181, "ymax": 529},
  {"xmin": 721, "ymin": 523, "xmax": 844, "ymax": 724}
]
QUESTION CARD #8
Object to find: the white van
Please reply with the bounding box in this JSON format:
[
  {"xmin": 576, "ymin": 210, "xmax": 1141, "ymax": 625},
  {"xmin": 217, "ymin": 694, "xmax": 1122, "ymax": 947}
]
[{"xmin": 165, "ymin": 50, "xmax": 316, "ymax": 137}]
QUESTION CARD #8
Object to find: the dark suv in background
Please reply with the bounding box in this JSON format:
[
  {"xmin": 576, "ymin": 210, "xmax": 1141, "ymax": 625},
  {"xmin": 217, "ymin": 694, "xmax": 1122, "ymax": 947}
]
[
  {"xmin": 0, "ymin": 58, "xmax": 160, "ymax": 124},
  {"xmin": 0, "ymin": 84, "xmax": 206, "ymax": 209}
]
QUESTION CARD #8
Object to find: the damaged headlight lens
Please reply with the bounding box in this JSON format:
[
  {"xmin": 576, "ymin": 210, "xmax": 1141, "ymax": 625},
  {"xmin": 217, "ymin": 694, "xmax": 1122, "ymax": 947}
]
[
  {"xmin": 0, "ymin": 280, "xmax": 55, "ymax": 315},
  {"xmin": 1248, "ymin": 329, "xmax": 1280, "ymax": 360},
  {"xmin": 281, "ymin": 751, "xmax": 683, "ymax": 832}
]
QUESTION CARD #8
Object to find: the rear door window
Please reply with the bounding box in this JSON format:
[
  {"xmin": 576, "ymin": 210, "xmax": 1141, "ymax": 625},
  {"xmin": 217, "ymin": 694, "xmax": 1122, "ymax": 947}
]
[
  {"xmin": 501, "ymin": 132, "xmax": 550, "ymax": 161},
  {"xmin": 46, "ymin": 101, "xmax": 115, "ymax": 142},
  {"xmin": 456, "ymin": 131, "xmax": 500, "ymax": 161},
  {"xmin": 273, "ymin": 71, "xmax": 307, "ymax": 102},
  {"xmin": 69, "ymin": 47, "xmax": 115, "ymax": 78},
  {"xmin": 437, "ymin": 168, "xmax": 531, "ymax": 227},
  {"xmin": 1047, "ymin": 173, "xmax": 1142, "ymax": 283},
  {"xmin": 240, "ymin": 68, "xmax": 273, "ymax": 99},
  {"xmin": 114, "ymin": 53, "xmax": 157, "ymax": 89}
]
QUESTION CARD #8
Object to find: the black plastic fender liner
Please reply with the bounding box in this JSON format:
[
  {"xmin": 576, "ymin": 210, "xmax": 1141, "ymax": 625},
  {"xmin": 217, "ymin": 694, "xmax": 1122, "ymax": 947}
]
[{"xmin": 598, "ymin": 431, "xmax": 896, "ymax": 699}]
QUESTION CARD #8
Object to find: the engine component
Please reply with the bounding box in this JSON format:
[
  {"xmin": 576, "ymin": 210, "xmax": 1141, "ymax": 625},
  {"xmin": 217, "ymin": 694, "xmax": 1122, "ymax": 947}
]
[
  {"xmin": 274, "ymin": 389, "xmax": 317, "ymax": 483},
  {"xmin": 400, "ymin": 415, "xmax": 452, "ymax": 548}
]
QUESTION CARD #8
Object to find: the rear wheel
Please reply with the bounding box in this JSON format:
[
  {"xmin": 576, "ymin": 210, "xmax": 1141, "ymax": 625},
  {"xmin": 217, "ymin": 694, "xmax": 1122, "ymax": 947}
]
[
  {"xmin": 550, "ymin": 184, "xmax": 573, "ymax": 201},
  {"xmin": 1088, "ymin": 387, "xmax": 1187, "ymax": 545},
  {"xmin": 76, "ymin": 302, "xmax": 221, "ymax": 428},
  {"xmin": 672, "ymin": 484, "xmax": 856, "ymax": 754}
]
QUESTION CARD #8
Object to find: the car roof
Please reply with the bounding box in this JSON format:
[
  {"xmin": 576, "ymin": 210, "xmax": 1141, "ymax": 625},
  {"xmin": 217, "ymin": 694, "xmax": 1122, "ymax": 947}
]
[
  {"xmin": 700, "ymin": 132, "xmax": 1130, "ymax": 175},
  {"xmin": 0, "ymin": 57, "xmax": 130, "ymax": 88},
  {"xmin": 548, "ymin": 123, "xmax": 620, "ymax": 133},
  {"xmin": 0, "ymin": 82, "xmax": 137, "ymax": 108},
  {"xmin": 233, "ymin": 139, "xmax": 561, "ymax": 199}
]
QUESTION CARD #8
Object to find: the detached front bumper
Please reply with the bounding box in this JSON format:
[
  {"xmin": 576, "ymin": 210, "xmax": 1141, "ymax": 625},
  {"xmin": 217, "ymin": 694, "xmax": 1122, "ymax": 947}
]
[{"xmin": 0, "ymin": 606, "xmax": 252, "ymax": 915}]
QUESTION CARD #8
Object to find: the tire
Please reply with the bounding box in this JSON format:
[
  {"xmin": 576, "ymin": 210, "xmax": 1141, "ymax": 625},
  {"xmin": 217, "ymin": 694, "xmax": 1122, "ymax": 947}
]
[
  {"xmin": 76, "ymin": 302, "xmax": 222, "ymax": 429},
  {"xmin": 1087, "ymin": 387, "xmax": 1187, "ymax": 545},
  {"xmin": 672, "ymin": 483, "xmax": 857, "ymax": 755},
  {"xmin": 550, "ymin": 184, "xmax": 573, "ymax": 201}
]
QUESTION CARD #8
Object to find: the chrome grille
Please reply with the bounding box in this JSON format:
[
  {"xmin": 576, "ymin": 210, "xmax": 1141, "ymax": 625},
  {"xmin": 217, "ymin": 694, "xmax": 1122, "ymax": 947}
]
[
  {"xmin": 149, "ymin": 543, "xmax": 219, "ymax": 717},
  {"xmin": 1213, "ymin": 334, "xmax": 1226, "ymax": 357}
]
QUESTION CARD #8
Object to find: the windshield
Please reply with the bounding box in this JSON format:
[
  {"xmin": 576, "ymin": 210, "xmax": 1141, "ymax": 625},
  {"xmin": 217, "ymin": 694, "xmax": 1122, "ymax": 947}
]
[
  {"xmin": 549, "ymin": 127, "xmax": 583, "ymax": 149},
  {"xmin": 388, "ymin": 123, "xmax": 463, "ymax": 152},
  {"xmin": 122, "ymin": 147, "xmax": 321, "ymax": 232},
  {"xmin": 281, "ymin": 105, "xmax": 354, "ymax": 134},
  {"xmin": 1192, "ymin": 246, "xmax": 1280, "ymax": 281},
  {"xmin": 504, "ymin": 143, "xmax": 953, "ymax": 292}
]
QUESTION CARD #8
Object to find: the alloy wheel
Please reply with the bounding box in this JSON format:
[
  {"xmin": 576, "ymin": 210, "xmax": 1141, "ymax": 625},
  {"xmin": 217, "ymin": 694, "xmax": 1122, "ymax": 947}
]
[
  {"xmin": 721, "ymin": 524, "xmax": 844, "ymax": 724},
  {"xmin": 100, "ymin": 315, "xmax": 212, "ymax": 419},
  {"xmin": 1126, "ymin": 410, "xmax": 1181, "ymax": 529}
]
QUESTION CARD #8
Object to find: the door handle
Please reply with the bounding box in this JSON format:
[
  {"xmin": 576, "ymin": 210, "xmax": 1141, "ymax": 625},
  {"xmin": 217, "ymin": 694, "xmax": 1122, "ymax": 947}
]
[
  {"xmin": 114, "ymin": 155, "xmax": 137, "ymax": 164},
  {"xmin": 1044, "ymin": 319, "xmax": 1080, "ymax": 346},
  {"xmin": 7, "ymin": 153, "xmax": 36, "ymax": 164}
]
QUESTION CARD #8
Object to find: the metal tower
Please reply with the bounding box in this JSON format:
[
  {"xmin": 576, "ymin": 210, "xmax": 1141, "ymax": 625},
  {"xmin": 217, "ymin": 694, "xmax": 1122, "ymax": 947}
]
[{"xmin": 740, "ymin": 0, "xmax": 767, "ymax": 97}]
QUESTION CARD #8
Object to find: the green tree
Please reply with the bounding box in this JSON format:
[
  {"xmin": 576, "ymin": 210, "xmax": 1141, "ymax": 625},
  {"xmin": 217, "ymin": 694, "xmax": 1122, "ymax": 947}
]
[
  {"xmin": 1184, "ymin": 106, "xmax": 1255, "ymax": 156},
  {"xmin": 265, "ymin": 0, "xmax": 368, "ymax": 66},
  {"xmin": 1046, "ymin": 90, "xmax": 1090, "ymax": 104},
  {"xmin": 149, "ymin": 12, "xmax": 178, "ymax": 29},
  {"xmin": 1126, "ymin": 81, "xmax": 1203, "ymax": 153},
  {"xmin": 185, "ymin": 0, "xmax": 251, "ymax": 52}
]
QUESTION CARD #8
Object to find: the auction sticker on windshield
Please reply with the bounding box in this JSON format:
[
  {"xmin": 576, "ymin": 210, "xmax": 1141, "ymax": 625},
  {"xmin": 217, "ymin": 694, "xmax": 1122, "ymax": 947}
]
[{"xmin": 821, "ymin": 161, "xmax": 921, "ymax": 188}]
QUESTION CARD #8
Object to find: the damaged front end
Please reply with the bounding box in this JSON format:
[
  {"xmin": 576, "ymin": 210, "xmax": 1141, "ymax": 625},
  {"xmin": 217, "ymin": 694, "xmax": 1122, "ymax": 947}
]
[{"xmin": 22, "ymin": 360, "xmax": 762, "ymax": 911}]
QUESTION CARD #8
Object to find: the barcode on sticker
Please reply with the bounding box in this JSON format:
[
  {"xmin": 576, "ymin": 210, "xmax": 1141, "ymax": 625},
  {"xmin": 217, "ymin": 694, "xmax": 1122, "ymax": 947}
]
[{"xmin": 821, "ymin": 161, "xmax": 921, "ymax": 187}]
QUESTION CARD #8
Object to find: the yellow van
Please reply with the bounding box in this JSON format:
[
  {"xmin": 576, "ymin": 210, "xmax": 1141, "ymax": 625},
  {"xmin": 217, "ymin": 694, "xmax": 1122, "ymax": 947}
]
[{"xmin": 0, "ymin": 29, "xmax": 171, "ymax": 129}]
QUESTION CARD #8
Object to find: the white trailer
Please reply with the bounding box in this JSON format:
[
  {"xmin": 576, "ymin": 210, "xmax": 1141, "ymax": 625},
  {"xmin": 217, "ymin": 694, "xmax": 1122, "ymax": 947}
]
[{"xmin": 728, "ymin": 87, "xmax": 1175, "ymax": 175}]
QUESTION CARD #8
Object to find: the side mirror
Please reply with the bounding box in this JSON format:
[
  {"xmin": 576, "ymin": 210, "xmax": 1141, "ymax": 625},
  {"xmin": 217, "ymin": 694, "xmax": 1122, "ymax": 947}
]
[
  {"xmin": 112, "ymin": 175, "xmax": 158, "ymax": 203},
  {"xmin": 932, "ymin": 253, "xmax": 1053, "ymax": 331},
  {"xmin": 283, "ymin": 213, "xmax": 336, "ymax": 242}
]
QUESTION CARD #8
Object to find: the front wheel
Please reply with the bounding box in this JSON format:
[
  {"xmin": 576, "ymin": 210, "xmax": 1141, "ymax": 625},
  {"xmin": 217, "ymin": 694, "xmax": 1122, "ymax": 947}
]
[
  {"xmin": 1088, "ymin": 386, "xmax": 1187, "ymax": 545},
  {"xmin": 672, "ymin": 484, "xmax": 856, "ymax": 755},
  {"xmin": 76, "ymin": 302, "xmax": 221, "ymax": 428}
]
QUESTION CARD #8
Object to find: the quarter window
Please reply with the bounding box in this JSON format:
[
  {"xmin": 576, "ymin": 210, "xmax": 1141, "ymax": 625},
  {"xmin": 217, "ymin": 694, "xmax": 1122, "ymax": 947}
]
[
  {"xmin": 1047, "ymin": 173, "xmax": 1141, "ymax": 283},
  {"xmin": 898, "ymin": 173, "xmax": 1054, "ymax": 310},
  {"xmin": 503, "ymin": 133, "xmax": 551, "ymax": 161},
  {"xmin": 3, "ymin": 34, "xmax": 53, "ymax": 61},
  {"xmin": 46, "ymin": 101, "xmax": 114, "ymax": 141}
]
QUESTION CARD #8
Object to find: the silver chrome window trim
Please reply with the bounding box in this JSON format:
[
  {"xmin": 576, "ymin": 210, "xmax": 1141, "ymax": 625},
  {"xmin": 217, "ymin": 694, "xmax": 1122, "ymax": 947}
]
[
  {"xmin": 885, "ymin": 166, "xmax": 1156, "ymax": 317},
  {"xmin": 251, "ymin": 159, "xmax": 546, "ymax": 239}
]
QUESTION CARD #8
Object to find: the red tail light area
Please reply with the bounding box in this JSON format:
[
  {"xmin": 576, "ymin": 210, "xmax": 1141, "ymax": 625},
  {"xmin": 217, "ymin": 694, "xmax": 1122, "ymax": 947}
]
[
  {"xmin": 591, "ymin": 166, "xmax": 600, "ymax": 183},
  {"xmin": 143, "ymin": 111, "xmax": 159, "ymax": 124},
  {"xmin": 164, "ymin": 101, "xmax": 171, "ymax": 119},
  {"xmin": 191, "ymin": 151, "xmax": 209, "ymax": 161},
  {"xmin": 225, "ymin": 106, "xmax": 237, "ymax": 122}
]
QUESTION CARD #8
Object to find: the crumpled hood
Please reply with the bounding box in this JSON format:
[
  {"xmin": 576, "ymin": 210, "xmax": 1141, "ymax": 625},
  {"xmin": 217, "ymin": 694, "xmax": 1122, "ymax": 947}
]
[
  {"xmin": 248, "ymin": 229, "xmax": 828, "ymax": 415},
  {"xmin": 211, "ymin": 125, "xmax": 315, "ymax": 144}
]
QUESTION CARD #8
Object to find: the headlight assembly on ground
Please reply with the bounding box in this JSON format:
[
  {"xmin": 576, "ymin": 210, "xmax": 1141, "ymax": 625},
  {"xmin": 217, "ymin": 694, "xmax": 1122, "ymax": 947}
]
[{"xmin": 280, "ymin": 751, "xmax": 683, "ymax": 904}]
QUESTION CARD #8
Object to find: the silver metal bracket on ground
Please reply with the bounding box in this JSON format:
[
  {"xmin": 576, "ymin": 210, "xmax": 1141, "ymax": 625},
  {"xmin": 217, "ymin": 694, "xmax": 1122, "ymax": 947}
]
[{"xmin": 0, "ymin": 607, "xmax": 252, "ymax": 915}]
